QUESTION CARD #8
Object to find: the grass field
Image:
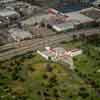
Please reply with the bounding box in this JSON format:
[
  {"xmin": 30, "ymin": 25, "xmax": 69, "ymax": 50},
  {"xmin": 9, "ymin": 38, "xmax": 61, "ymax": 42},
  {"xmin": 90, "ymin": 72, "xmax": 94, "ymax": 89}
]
[
  {"xmin": 74, "ymin": 46, "xmax": 100, "ymax": 89},
  {"xmin": 0, "ymin": 51, "xmax": 99, "ymax": 100}
]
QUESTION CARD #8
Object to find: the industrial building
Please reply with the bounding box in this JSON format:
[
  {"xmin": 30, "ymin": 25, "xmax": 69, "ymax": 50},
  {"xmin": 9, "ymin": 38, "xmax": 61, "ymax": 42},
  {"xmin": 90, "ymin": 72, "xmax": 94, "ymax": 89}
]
[
  {"xmin": 80, "ymin": 7, "xmax": 100, "ymax": 23},
  {"xmin": 0, "ymin": 30, "xmax": 14, "ymax": 46},
  {"xmin": 0, "ymin": 0, "xmax": 15, "ymax": 4},
  {"xmin": 56, "ymin": 0, "xmax": 95, "ymax": 13},
  {"xmin": 92, "ymin": 0, "xmax": 100, "ymax": 8},
  {"xmin": 21, "ymin": 14, "xmax": 49, "ymax": 27},
  {"xmin": 60, "ymin": 0, "xmax": 93, "ymax": 4},
  {"xmin": 8, "ymin": 28, "xmax": 32, "ymax": 41},
  {"xmin": 46, "ymin": 8, "xmax": 95, "ymax": 32},
  {"xmin": 0, "ymin": 9, "xmax": 20, "ymax": 25},
  {"xmin": 4, "ymin": 1, "xmax": 41, "ymax": 17},
  {"xmin": 0, "ymin": 9, "xmax": 19, "ymax": 17},
  {"xmin": 21, "ymin": 7, "xmax": 99, "ymax": 33}
]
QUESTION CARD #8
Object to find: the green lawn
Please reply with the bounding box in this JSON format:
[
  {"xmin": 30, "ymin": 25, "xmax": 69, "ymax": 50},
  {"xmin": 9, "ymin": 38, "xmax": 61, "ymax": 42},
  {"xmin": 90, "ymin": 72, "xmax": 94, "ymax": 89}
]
[
  {"xmin": 60, "ymin": 40, "xmax": 82, "ymax": 49},
  {"xmin": 74, "ymin": 48, "xmax": 100, "ymax": 87},
  {"xmin": 61, "ymin": 39, "xmax": 100, "ymax": 98}
]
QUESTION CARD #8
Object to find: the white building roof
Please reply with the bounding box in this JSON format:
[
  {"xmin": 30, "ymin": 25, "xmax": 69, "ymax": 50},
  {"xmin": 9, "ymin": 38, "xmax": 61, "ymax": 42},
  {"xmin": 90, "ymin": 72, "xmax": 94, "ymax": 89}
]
[
  {"xmin": 43, "ymin": 50, "xmax": 55, "ymax": 57},
  {"xmin": 52, "ymin": 22, "xmax": 74, "ymax": 32},
  {"xmin": 9, "ymin": 28, "xmax": 32, "ymax": 41},
  {"xmin": 47, "ymin": 9, "xmax": 94, "ymax": 32}
]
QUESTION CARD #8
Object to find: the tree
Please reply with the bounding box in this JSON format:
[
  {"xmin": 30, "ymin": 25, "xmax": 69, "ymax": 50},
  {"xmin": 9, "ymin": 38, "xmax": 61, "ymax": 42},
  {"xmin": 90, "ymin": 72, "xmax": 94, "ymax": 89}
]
[
  {"xmin": 46, "ymin": 57, "xmax": 53, "ymax": 72},
  {"xmin": 72, "ymin": 34, "xmax": 77, "ymax": 41}
]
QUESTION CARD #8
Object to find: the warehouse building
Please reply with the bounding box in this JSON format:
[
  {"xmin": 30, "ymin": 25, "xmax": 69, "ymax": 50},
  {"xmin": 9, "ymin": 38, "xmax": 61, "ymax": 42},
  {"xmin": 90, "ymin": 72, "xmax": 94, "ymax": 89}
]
[
  {"xmin": 92, "ymin": 0, "xmax": 100, "ymax": 8},
  {"xmin": 0, "ymin": 30, "xmax": 14, "ymax": 46},
  {"xmin": 4, "ymin": 1, "xmax": 41, "ymax": 17},
  {"xmin": 80, "ymin": 7, "xmax": 100, "ymax": 23},
  {"xmin": 47, "ymin": 8, "xmax": 95, "ymax": 32},
  {"xmin": 65, "ymin": 10, "xmax": 96, "ymax": 28},
  {"xmin": 0, "ymin": 0, "xmax": 15, "ymax": 4},
  {"xmin": 0, "ymin": 9, "xmax": 19, "ymax": 17},
  {"xmin": 0, "ymin": 9, "xmax": 20, "ymax": 24},
  {"xmin": 21, "ymin": 7, "xmax": 98, "ymax": 33},
  {"xmin": 21, "ymin": 14, "xmax": 49, "ymax": 27},
  {"xmin": 8, "ymin": 28, "xmax": 32, "ymax": 41}
]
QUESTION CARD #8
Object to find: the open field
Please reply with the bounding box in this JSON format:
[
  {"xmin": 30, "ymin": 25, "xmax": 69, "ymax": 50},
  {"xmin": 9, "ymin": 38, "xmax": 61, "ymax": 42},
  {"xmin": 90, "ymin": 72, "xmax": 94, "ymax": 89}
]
[
  {"xmin": 73, "ymin": 44, "xmax": 100, "ymax": 94},
  {"xmin": 0, "ymin": 51, "xmax": 99, "ymax": 100}
]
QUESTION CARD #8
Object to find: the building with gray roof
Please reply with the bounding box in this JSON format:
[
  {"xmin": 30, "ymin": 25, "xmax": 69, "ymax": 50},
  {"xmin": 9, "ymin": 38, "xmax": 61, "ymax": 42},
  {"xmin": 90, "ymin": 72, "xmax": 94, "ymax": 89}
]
[{"xmin": 8, "ymin": 28, "xmax": 32, "ymax": 41}]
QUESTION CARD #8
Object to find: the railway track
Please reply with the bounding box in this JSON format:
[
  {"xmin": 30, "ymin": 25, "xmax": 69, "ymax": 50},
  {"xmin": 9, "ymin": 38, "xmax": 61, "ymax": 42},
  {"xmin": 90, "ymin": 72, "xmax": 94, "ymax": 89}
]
[
  {"xmin": 0, "ymin": 27, "xmax": 100, "ymax": 61},
  {"xmin": 0, "ymin": 34, "xmax": 73, "ymax": 61}
]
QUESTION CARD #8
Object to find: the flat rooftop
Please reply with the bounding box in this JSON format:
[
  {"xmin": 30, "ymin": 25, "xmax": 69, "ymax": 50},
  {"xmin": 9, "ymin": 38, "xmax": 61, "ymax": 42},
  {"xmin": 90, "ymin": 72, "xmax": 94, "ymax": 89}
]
[
  {"xmin": 92, "ymin": 0, "xmax": 100, "ymax": 5},
  {"xmin": 80, "ymin": 7, "xmax": 100, "ymax": 20},
  {"xmin": 52, "ymin": 22, "xmax": 74, "ymax": 32},
  {"xmin": 0, "ymin": 9, "xmax": 18, "ymax": 17},
  {"xmin": 8, "ymin": 28, "xmax": 32, "ymax": 41},
  {"xmin": 65, "ymin": 11, "xmax": 94, "ymax": 24},
  {"xmin": 21, "ymin": 14, "xmax": 49, "ymax": 26},
  {"xmin": 56, "ymin": 4, "xmax": 88, "ymax": 13},
  {"xmin": 47, "ymin": 9, "xmax": 95, "ymax": 32},
  {"xmin": 0, "ymin": 0, "xmax": 15, "ymax": 3}
]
